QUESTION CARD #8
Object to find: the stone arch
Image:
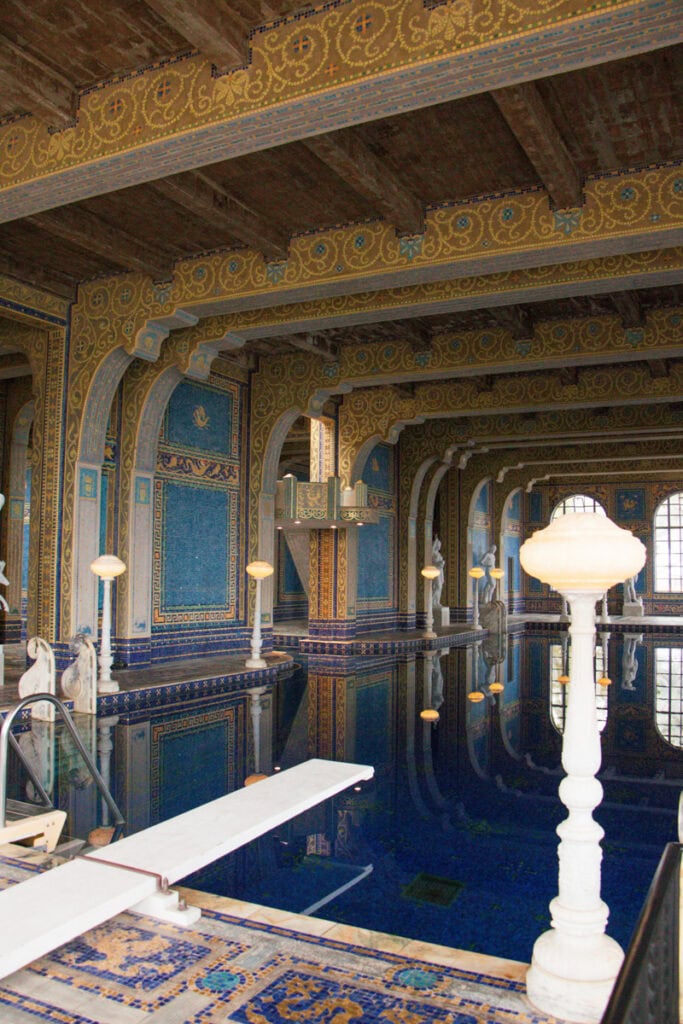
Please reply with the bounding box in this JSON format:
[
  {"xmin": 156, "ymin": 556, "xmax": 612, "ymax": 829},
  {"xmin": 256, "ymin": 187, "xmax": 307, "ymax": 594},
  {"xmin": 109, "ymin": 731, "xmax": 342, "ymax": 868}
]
[
  {"xmin": 466, "ymin": 476, "xmax": 494, "ymax": 617},
  {"xmin": 500, "ymin": 486, "xmax": 523, "ymax": 612},
  {"xmin": 258, "ymin": 407, "xmax": 309, "ymax": 628},
  {"xmin": 72, "ymin": 347, "xmax": 134, "ymax": 639},
  {"xmin": 120, "ymin": 365, "xmax": 183, "ymax": 660}
]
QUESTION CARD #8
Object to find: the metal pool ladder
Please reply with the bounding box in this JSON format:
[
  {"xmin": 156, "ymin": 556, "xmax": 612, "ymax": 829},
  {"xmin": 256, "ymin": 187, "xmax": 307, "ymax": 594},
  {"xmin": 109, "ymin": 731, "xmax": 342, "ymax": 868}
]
[{"xmin": 0, "ymin": 693, "xmax": 125, "ymax": 850}]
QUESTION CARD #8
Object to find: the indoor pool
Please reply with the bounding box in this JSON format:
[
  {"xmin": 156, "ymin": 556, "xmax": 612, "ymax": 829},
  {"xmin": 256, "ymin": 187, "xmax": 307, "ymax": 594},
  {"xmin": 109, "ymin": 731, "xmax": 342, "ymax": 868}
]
[{"xmin": 6, "ymin": 630, "xmax": 681, "ymax": 964}]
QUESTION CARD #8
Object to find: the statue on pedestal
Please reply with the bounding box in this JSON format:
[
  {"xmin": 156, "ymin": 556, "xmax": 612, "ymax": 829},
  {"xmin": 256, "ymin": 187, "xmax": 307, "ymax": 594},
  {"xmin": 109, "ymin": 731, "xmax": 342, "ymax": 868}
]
[
  {"xmin": 481, "ymin": 545, "xmax": 497, "ymax": 605},
  {"xmin": 622, "ymin": 574, "xmax": 644, "ymax": 617}
]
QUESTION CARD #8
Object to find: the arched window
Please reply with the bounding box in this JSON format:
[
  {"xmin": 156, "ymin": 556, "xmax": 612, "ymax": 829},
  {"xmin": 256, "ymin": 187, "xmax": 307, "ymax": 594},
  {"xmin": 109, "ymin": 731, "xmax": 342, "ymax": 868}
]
[
  {"xmin": 551, "ymin": 494, "xmax": 606, "ymax": 520},
  {"xmin": 654, "ymin": 647, "xmax": 683, "ymax": 748},
  {"xmin": 654, "ymin": 492, "xmax": 683, "ymax": 593}
]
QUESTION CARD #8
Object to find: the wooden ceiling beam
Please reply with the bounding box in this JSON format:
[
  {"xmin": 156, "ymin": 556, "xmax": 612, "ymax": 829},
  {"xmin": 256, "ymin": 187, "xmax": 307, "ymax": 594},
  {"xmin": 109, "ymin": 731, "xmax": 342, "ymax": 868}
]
[
  {"xmin": 26, "ymin": 207, "xmax": 170, "ymax": 281},
  {"xmin": 303, "ymin": 129, "xmax": 424, "ymax": 235},
  {"xmin": 647, "ymin": 359, "xmax": 669, "ymax": 380},
  {"xmin": 402, "ymin": 321, "xmax": 432, "ymax": 353},
  {"xmin": 0, "ymin": 249, "xmax": 76, "ymax": 299},
  {"xmin": 491, "ymin": 81, "xmax": 582, "ymax": 210},
  {"xmin": 0, "ymin": 34, "xmax": 76, "ymax": 126},
  {"xmin": 488, "ymin": 304, "xmax": 534, "ymax": 340},
  {"xmin": 150, "ymin": 172, "xmax": 289, "ymax": 260},
  {"xmin": 612, "ymin": 290, "xmax": 645, "ymax": 328},
  {"xmin": 392, "ymin": 382, "xmax": 416, "ymax": 399},
  {"xmin": 286, "ymin": 333, "xmax": 339, "ymax": 363},
  {"xmin": 143, "ymin": 0, "xmax": 250, "ymax": 66}
]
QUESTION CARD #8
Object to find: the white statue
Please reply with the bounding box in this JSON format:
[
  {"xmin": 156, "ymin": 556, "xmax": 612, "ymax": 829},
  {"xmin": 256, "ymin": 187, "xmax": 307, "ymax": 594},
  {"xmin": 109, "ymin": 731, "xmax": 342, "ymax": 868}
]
[
  {"xmin": 61, "ymin": 633, "xmax": 98, "ymax": 714},
  {"xmin": 431, "ymin": 536, "xmax": 445, "ymax": 610},
  {"xmin": 622, "ymin": 574, "xmax": 643, "ymax": 616},
  {"xmin": 19, "ymin": 636, "xmax": 56, "ymax": 721},
  {"xmin": 481, "ymin": 544, "xmax": 497, "ymax": 604}
]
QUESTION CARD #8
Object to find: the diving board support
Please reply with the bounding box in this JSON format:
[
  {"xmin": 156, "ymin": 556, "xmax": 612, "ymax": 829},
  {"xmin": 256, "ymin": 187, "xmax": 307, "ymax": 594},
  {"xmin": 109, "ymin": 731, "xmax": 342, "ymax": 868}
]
[{"xmin": 0, "ymin": 758, "xmax": 374, "ymax": 979}]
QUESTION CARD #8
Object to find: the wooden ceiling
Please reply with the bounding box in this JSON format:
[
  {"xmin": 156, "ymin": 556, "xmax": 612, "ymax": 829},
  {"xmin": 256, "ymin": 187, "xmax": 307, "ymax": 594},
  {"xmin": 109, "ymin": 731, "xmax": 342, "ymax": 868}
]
[{"xmin": 0, "ymin": 3, "xmax": 682, "ymax": 408}]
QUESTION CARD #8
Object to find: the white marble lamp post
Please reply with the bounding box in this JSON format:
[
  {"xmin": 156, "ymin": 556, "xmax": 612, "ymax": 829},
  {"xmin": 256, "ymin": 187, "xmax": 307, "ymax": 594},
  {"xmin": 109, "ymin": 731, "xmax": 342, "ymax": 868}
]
[
  {"xmin": 90, "ymin": 555, "xmax": 126, "ymax": 694},
  {"xmin": 490, "ymin": 566, "xmax": 504, "ymax": 601},
  {"xmin": 421, "ymin": 564, "xmax": 440, "ymax": 638},
  {"xmin": 520, "ymin": 513, "xmax": 646, "ymax": 1023},
  {"xmin": 245, "ymin": 560, "xmax": 274, "ymax": 669},
  {"xmin": 468, "ymin": 566, "xmax": 485, "ymax": 628}
]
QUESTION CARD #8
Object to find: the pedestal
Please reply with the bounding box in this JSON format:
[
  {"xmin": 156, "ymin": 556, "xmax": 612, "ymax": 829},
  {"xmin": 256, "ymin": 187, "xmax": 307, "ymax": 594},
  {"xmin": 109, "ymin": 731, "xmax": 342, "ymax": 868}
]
[
  {"xmin": 622, "ymin": 601, "xmax": 643, "ymax": 618},
  {"xmin": 435, "ymin": 606, "xmax": 450, "ymax": 627}
]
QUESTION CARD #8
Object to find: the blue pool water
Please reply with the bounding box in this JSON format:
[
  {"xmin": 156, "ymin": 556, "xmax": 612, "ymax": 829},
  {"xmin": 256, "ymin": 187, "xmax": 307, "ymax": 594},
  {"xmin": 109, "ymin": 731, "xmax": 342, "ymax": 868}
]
[{"xmin": 7, "ymin": 630, "xmax": 681, "ymax": 964}]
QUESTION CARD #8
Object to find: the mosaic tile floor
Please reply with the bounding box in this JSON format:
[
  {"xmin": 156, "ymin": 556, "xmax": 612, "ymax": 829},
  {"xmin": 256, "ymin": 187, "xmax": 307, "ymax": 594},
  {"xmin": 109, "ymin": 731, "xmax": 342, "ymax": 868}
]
[{"xmin": 0, "ymin": 848, "xmax": 561, "ymax": 1024}]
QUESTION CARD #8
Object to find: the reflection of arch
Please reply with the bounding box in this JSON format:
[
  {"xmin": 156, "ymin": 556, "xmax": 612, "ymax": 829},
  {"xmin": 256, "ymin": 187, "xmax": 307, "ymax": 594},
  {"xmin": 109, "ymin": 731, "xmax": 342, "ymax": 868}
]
[
  {"xmin": 7, "ymin": 400, "xmax": 34, "ymax": 632},
  {"xmin": 653, "ymin": 492, "xmax": 683, "ymax": 594}
]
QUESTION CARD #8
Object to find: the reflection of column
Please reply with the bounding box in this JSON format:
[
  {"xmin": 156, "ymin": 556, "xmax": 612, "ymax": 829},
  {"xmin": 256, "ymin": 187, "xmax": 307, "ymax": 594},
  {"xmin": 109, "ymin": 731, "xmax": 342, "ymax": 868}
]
[
  {"xmin": 421, "ymin": 654, "xmax": 447, "ymax": 811},
  {"xmin": 405, "ymin": 657, "xmax": 430, "ymax": 818},
  {"xmin": 97, "ymin": 715, "xmax": 119, "ymax": 825},
  {"xmin": 18, "ymin": 720, "xmax": 55, "ymax": 803},
  {"xmin": 248, "ymin": 686, "xmax": 268, "ymax": 773}
]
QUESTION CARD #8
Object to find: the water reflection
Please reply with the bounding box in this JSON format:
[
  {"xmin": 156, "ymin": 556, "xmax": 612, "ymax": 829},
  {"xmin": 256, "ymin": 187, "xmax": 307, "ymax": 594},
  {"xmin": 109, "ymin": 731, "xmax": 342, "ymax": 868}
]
[{"xmin": 5, "ymin": 631, "xmax": 681, "ymax": 961}]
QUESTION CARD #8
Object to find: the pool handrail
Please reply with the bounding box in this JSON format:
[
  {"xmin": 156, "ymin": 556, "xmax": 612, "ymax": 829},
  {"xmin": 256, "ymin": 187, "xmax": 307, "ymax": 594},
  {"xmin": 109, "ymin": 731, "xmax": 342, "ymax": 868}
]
[
  {"xmin": 600, "ymin": 840, "xmax": 680, "ymax": 1024},
  {"xmin": 0, "ymin": 693, "xmax": 125, "ymax": 837}
]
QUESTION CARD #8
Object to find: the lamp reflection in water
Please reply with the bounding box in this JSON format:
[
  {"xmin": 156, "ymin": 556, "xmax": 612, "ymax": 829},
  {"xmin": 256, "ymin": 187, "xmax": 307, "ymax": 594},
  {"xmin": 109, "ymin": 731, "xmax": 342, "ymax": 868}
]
[
  {"xmin": 90, "ymin": 555, "xmax": 126, "ymax": 694},
  {"xmin": 468, "ymin": 566, "xmax": 485, "ymax": 628},
  {"xmin": 520, "ymin": 512, "xmax": 645, "ymax": 1023},
  {"xmin": 421, "ymin": 564, "xmax": 440, "ymax": 638},
  {"xmin": 245, "ymin": 561, "xmax": 274, "ymax": 669}
]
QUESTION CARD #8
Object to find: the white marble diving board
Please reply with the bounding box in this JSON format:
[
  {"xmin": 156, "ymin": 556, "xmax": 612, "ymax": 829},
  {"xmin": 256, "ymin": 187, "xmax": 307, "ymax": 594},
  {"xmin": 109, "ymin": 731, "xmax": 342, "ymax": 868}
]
[{"xmin": 0, "ymin": 758, "xmax": 373, "ymax": 979}]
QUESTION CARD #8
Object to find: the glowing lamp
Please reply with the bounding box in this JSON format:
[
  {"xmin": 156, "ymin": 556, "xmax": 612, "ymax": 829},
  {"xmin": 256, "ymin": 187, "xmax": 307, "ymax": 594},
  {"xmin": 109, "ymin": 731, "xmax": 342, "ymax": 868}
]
[
  {"xmin": 420, "ymin": 708, "xmax": 440, "ymax": 722},
  {"xmin": 246, "ymin": 560, "xmax": 274, "ymax": 669},
  {"xmin": 421, "ymin": 564, "xmax": 440, "ymax": 638},
  {"xmin": 467, "ymin": 690, "xmax": 485, "ymax": 703},
  {"xmin": 90, "ymin": 555, "xmax": 126, "ymax": 693},
  {"xmin": 488, "ymin": 682, "xmax": 504, "ymax": 694},
  {"xmin": 468, "ymin": 566, "xmax": 485, "ymax": 628}
]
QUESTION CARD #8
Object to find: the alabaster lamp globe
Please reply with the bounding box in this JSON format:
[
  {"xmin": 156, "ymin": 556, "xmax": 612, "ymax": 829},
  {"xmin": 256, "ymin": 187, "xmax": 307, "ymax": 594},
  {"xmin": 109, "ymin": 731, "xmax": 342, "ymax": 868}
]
[
  {"xmin": 420, "ymin": 708, "xmax": 440, "ymax": 722},
  {"xmin": 468, "ymin": 567, "xmax": 485, "ymax": 580},
  {"xmin": 421, "ymin": 565, "xmax": 440, "ymax": 582},
  {"xmin": 519, "ymin": 513, "xmax": 645, "ymax": 595},
  {"xmin": 90, "ymin": 554, "xmax": 126, "ymax": 579},
  {"xmin": 246, "ymin": 560, "xmax": 275, "ymax": 581}
]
